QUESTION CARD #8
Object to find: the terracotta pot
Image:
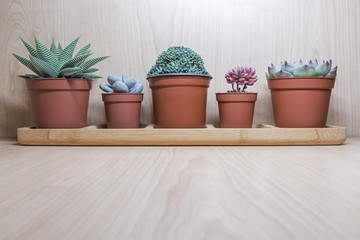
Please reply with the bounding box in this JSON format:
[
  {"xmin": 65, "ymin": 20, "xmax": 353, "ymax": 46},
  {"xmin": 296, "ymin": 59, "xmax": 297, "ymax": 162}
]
[
  {"xmin": 147, "ymin": 74, "xmax": 212, "ymax": 128},
  {"xmin": 102, "ymin": 93, "xmax": 143, "ymax": 128},
  {"xmin": 267, "ymin": 77, "xmax": 335, "ymax": 128},
  {"xmin": 26, "ymin": 78, "xmax": 92, "ymax": 128},
  {"xmin": 216, "ymin": 92, "xmax": 257, "ymax": 128}
]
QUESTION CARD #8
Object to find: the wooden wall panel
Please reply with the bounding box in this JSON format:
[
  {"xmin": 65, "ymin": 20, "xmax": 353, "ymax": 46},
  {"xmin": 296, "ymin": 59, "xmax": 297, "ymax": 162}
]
[{"xmin": 1, "ymin": 0, "xmax": 359, "ymax": 137}]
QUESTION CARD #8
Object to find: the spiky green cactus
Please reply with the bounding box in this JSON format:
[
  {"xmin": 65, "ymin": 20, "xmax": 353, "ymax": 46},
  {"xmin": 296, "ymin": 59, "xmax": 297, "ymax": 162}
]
[{"xmin": 13, "ymin": 36, "xmax": 109, "ymax": 80}]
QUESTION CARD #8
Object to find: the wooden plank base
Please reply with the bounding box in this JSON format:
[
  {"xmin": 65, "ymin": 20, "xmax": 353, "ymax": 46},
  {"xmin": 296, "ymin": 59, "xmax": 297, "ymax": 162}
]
[{"xmin": 17, "ymin": 124, "xmax": 346, "ymax": 146}]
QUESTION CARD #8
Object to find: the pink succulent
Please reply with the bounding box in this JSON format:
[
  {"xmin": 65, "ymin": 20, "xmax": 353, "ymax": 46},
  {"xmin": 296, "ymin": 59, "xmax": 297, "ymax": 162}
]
[{"xmin": 225, "ymin": 66, "xmax": 257, "ymax": 92}]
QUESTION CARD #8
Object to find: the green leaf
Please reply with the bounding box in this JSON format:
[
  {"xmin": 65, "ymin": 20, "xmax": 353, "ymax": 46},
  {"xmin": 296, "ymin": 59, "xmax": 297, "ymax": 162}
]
[
  {"xmin": 84, "ymin": 68, "xmax": 98, "ymax": 73},
  {"xmin": 74, "ymin": 44, "xmax": 90, "ymax": 58},
  {"xmin": 59, "ymin": 36, "xmax": 80, "ymax": 65},
  {"xmin": 58, "ymin": 67, "xmax": 82, "ymax": 77},
  {"xmin": 35, "ymin": 37, "xmax": 59, "ymax": 70},
  {"xmin": 50, "ymin": 40, "xmax": 60, "ymax": 59},
  {"xmin": 20, "ymin": 37, "xmax": 39, "ymax": 58},
  {"xmin": 58, "ymin": 43, "xmax": 63, "ymax": 53},
  {"xmin": 78, "ymin": 56, "xmax": 109, "ymax": 71},
  {"xmin": 60, "ymin": 53, "xmax": 92, "ymax": 69},
  {"xmin": 18, "ymin": 74, "xmax": 43, "ymax": 79},
  {"xmin": 76, "ymin": 73, "xmax": 102, "ymax": 80},
  {"xmin": 13, "ymin": 53, "xmax": 41, "ymax": 75},
  {"xmin": 30, "ymin": 55, "xmax": 58, "ymax": 78}
]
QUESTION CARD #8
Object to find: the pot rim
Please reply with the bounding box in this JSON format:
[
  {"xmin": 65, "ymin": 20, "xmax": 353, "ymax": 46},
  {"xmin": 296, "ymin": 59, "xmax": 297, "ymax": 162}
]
[
  {"xmin": 147, "ymin": 73, "xmax": 212, "ymax": 80},
  {"xmin": 216, "ymin": 92, "xmax": 258, "ymax": 95},
  {"xmin": 101, "ymin": 93, "xmax": 143, "ymax": 95},
  {"xmin": 25, "ymin": 78, "xmax": 94, "ymax": 81},
  {"xmin": 102, "ymin": 92, "xmax": 144, "ymax": 102},
  {"xmin": 25, "ymin": 78, "xmax": 93, "ymax": 90},
  {"xmin": 267, "ymin": 76, "xmax": 335, "ymax": 90},
  {"xmin": 268, "ymin": 77, "xmax": 335, "ymax": 81}
]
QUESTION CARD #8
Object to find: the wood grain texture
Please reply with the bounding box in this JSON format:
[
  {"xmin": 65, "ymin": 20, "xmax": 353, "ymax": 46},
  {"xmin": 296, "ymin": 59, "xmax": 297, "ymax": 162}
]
[
  {"xmin": 1, "ymin": 139, "xmax": 360, "ymax": 239},
  {"xmin": 17, "ymin": 124, "xmax": 346, "ymax": 146},
  {"xmin": 1, "ymin": 0, "xmax": 359, "ymax": 137}
]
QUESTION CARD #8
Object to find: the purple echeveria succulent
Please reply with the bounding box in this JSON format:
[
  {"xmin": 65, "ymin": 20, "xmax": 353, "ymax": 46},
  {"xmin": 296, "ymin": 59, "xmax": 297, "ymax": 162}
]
[
  {"xmin": 281, "ymin": 61, "xmax": 296, "ymax": 74},
  {"xmin": 325, "ymin": 66, "xmax": 338, "ymax": 78},
  {"xmin": 275, "ymin": 70, "xmax": 293, "ymax": 78},
  {"xmin": 316, "ymin": 60, "xmax": 332, "ymax": 76},
  {"xmin": 293, "ymin": 65, "xmax": 317, "ymax": 77},
  {"xmin": 225, "ymin": 66, "xmax": 258, "ymax": 92},
  {"xmin": 267, "ymin": 60, "xmax": 337, "ymax": 78},
  {"xmin": 268, "ymin": 64, "xmax": 281, "ymax": 78},
  {"xmin": 308, "ymin": 59, "xmax": 318, "ymax": 68}
]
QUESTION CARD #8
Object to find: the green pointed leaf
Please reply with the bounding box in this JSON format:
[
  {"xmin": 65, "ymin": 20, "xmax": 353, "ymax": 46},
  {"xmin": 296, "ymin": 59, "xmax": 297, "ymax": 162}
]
[
  {"xmin": 18, "ymin": 75, "xmax": 29, "ymax": 79},
  {"xmin": 74, "ymin": 44, "xmax": 90, "ymax": 58},
  {"xmin": 20, "ymin": 37, "xmax": 39, "ymax": 58},
  {"xmin": 58, "ymin": 67, "xmax": 82, "ymax": 77},
  {"xmin": 59, "ymin": 36, "xmax": 80, "ymax": 65},
  {"xmin": 78, "ymin": 56, "xmax": 109, "ymax": 71},
  {"xmin": 84, "ymin": 68, "xmax": 98, "ymax": 73},
  {"xmin": 13, "ymin": 53, "xmax": 41, "ymax": 75},
  {"xmin": 58, "ymin": 43, "xmax": 63, "ymax": 53},
  {"xmin": 75, "ymin": 73, "xmax": 102, "ymax": 80},
  {"xmin": 35, "ymin": 37, "xmax": 59, "ymax": 70},
  {"xmin": 50, "ymin": 40, "xmax": 60, "ymax": 59},
  {"xmin": 18, "ymin": 74, "xmax": 43, "ymax": 79},
  {"xmin": 61, "ymin": 53, "xmax": 92, "ymax": 69},
  {"xmin": 30, "ymin": 55, "xmax": 58, "ymax": 78}
]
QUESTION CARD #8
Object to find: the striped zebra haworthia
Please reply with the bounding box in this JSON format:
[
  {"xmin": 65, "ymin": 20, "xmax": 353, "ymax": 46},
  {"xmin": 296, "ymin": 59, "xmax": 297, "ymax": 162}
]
[{"xmin": 13, "ymin": 36, "xmax": 109, "ymax": 80}]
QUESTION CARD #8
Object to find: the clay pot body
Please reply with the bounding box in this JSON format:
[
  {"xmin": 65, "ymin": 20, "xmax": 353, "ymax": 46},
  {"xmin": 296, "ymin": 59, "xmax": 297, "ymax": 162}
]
[
  {"xmin": 267, "ymin": 77, "xmax": 335, "ymax": 128},
  {"xmin": 147, "ymin": 74, "xmax": 212, "ymax": 128},
  {"xmin": 102, "ymin": 93, "xmax": 143, "ymax": 128},
  {"xmin": 26, "ymin": 78, "xmax": 92, "ymax": 128},
  {"xmin": 216, "ymin": 92, "xmax": 257, "ymax": 128}
]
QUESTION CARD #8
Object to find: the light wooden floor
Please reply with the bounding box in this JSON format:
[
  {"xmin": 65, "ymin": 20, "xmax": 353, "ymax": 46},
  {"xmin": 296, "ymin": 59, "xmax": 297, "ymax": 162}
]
[{"xmin": 1, "ymin": 139, "xmax": 360, "ymax": 240}]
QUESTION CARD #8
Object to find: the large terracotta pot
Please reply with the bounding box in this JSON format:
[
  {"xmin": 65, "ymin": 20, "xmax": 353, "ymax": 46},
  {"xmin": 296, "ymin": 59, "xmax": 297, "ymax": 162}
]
[
  {"xmin": 147, "ymin": 74, "xmax": 212, "ymax": 128},
  {"xmin": 267, "ymin": 77, "xmax": 335, "ymax": 128},
  {"xmin": 216, "ymin": 92, "xmax": 257, "ymax": 128},
  {"xmin": 26, "ymin": 78, "xmax": 92, "ymax": 128},
  {"xmin": 102, "ymin": 93, "xmax": 143, "ymax": 128}
]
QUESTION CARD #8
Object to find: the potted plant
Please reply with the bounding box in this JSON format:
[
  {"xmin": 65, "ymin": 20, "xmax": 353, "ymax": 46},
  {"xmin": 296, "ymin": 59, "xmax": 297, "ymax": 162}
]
[
  {"xmin": 99, "ymin": 74, "xmax": 143, "ymax": 128},
  {"xmin": 216, "ymin": 66, "xmax": 258, "ymax": 128},
  {"xmin": 147, "ymin": 46, "xmax": 212, "ymax": 128},
  {"xmin": 267, "ymin": 60, "xmax": 337, "ymax": 128},
  {"xmin": 13, "ymin": 36, "xmax": 109, "ymax": 128}
]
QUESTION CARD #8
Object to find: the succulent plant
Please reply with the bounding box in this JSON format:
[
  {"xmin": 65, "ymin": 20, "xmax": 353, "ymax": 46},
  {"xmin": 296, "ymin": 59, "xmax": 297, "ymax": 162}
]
[
  {"xmin": 13, "ymin": 36, "xmax": 109, "ymax": 79},
  {"xmin": 225, "ymin": 66, "xmax": 258, "ymax": 92},
  {"xmin": 267, "ymin": 60, "xmax": 337, "ymax": 79},
  {"xmin": 147, "ymin": 46, "xmax": 209, "ymax": 77},
  {"xmin": 99, "ymin": 74, "xmax": 143, "ymax": 93}
]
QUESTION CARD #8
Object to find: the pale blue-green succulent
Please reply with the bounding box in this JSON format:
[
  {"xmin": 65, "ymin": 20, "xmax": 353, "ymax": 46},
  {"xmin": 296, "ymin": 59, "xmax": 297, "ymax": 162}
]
[
  {"xmin": 100, "ymin": 74, "xmax": 143, "ymax": 93},
  {"xmin": 267, "ymin": 60, "xmax": 337, "ymax": 79},
  {"xmin": 13, "ymin": 36, "xmax": 109, "ymax": 79}
]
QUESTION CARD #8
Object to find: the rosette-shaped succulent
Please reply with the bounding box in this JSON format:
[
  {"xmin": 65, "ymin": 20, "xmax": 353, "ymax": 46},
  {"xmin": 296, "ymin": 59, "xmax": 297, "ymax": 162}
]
[
  {"xmin": 225, "ymin": 66, "xmax": 258, "ymax": 92},
  {"xmin": 99, "ymin": 74, "xmax": 143, "ymax": 93},
  {"xmin": 13, "ymin": 36, "xmax": 109, "ymax": 79},
  {"xmin": 266, "ymin": 60, "xmax": 337, "ymax": 79}
]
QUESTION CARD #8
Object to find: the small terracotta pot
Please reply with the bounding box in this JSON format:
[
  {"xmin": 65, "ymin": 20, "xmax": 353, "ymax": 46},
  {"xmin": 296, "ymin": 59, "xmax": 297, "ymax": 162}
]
[
  {"xmin": 267, "ymin": 77, "xmax": 335, "ymax": 128},
  {"xmin": 216, "ymin": 92, "xmax": 257, "ymax": 128},
  {"xmin": 102, "ymin": 93, "xmax": 143, "ymax": 128},
  {"xmin": 26, "ymin": 78, "xmax": 92, "ymax": 128},
  {"xmin": 147, "ymin": 74, "xmax": 212, "ymax": 128}
]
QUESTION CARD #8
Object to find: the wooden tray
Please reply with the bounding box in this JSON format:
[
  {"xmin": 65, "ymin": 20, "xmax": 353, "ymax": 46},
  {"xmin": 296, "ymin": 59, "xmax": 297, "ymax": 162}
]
[{"xmin": 17, "ymin": 124, "xmax": 346, "ymax": 146}]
